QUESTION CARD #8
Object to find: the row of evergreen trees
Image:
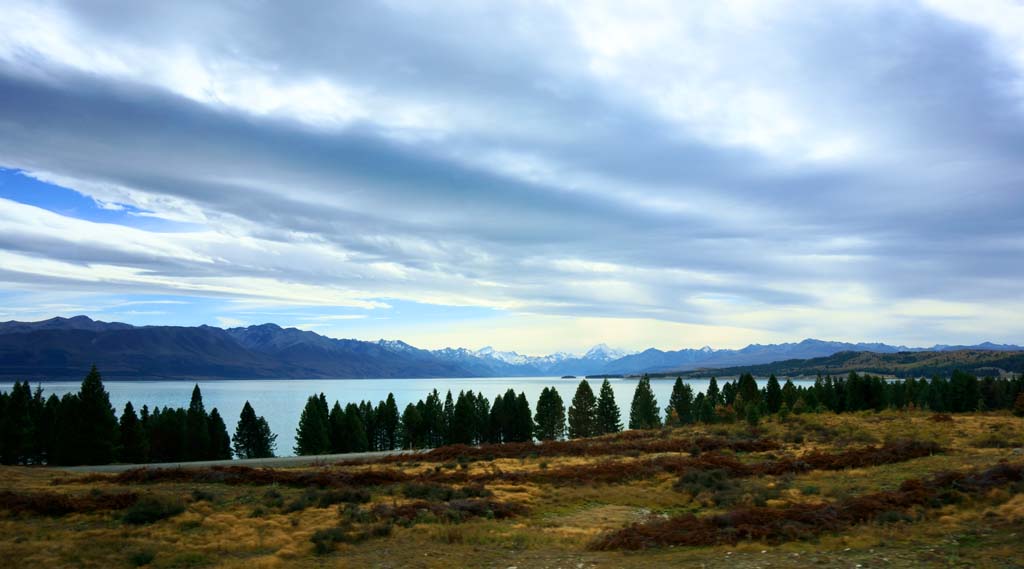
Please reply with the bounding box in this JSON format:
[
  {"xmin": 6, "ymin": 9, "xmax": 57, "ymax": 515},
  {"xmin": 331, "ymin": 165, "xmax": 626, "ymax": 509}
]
[
  {"xmin": 4, "ymin": 368, "xmax": 1022, "ymax": 465},
  {"xmin": 0, "ymin": 367, "xmax": 278, "ymax": 465},
  {"xmin": 292, "ymin": 371, "xmax": 1024, "ymax": 453},
  {"xmin": 293, "ymin": 379, "xmax": 629, "ymax": 454}
]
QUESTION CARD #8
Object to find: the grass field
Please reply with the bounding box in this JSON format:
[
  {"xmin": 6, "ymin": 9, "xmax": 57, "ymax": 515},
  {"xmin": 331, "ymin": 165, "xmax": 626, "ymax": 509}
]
[{"xmin": 2, "ymin": 411, "xmax": 1023, "ymax": 568}]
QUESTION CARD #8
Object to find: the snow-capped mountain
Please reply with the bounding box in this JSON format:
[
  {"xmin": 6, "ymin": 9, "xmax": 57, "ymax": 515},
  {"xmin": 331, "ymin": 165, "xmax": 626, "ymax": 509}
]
[
  {"xmin": 583, "ymin": 343, "xmax": 631, "ymax": 361},
  {"xmin": 5, "ymin": 315, "xmax": 1019, "ymax": 379}
]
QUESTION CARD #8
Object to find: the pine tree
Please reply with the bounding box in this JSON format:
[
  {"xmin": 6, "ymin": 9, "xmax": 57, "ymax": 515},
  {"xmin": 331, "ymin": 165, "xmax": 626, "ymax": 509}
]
[
  {"xmin": 207, "ymin": 408, "xmax": 232, "ymax": 459},
  {"xmin": 489, "ymin": 390, "xmax": 512, "ymax": 443},
  {"xmin": 765, "ymin": 375, "xmax": 783, "ymax": 414},
  {"xmin": 378, "ymin": 393, "xmax": 400, "ymax": 450},
  {"xmin": 400, "ymin": 403, "xmax": 422, "ymax": 449},
  {"xmin": 474, "ymin": 392, "xmax": 490, "ymax": 444},
  {"xmin": 596, "ymin": 379, "xmax": 622, "ymax": 435},
  {"xmin": 328, "ymin": 402, "xmax": 346, "ymax": 453},
  {"xmin": 294, "ymin": 394, "xmax": 331, "ymax": 455},
  {"xmin": 510, "ymin": 392, "xmax": 534, "ymax": 442},
  {"xmin": 735, "ymin": 373, "xmax": 760, "ymax": 413},
  {"xmin": 706, "ymin": 377, "xmax": 721, "ymax": 406},
  {"xmin": 629, "ymin": 375, "xmax": 661, "ymax": 430},
  {"xmin": 232, "ymin": 401, "xmax": 276, "ymax": 459},
  {"xmin": 185, "ymin": 384, "xmax": 211, "ymax": 461},
  {"xmin": 782, "ymin": 379, "xmax": 798, "ymax": 411},
  {"xmin": 451, "ymin": 390, "xmax": 477, "ymax": 445},
  {"xmin": 78, "ymin": 366, "xmax": 119, "ymax": 465},
  {"xmin": 533, "ymin": 387, "xmax": 566, "ymax": 441},
  {"xmin": 52, "ymin": 393, "xmax": 82, "ymax": 465},
  {"xmin": 119, "ymin": 402, "xmax": 147, "ymax": 463},
  {"xmin": 1, "ymin": 381, "xmax": 33, "ymax": 464},
  {"xmin": 665, "ymin": 377, "xmax": 694, "ymax": 426},
  {"xmin": 567, "ymin": 380, "xmax": 598, "ymax": 439},
  {"xmin": 442, "ymin": 390, "xmax": 455, "ymax": 446},
  {"xmin": 344, "ymin": 403, "xmax": 369, "ymax": 452}
]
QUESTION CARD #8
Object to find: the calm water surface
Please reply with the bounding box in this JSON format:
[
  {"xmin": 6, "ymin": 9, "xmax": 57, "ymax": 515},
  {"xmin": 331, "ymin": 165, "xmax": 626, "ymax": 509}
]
[{"xmin": 32, "ymin": 376, "xmax": 815, "ymax": 456}]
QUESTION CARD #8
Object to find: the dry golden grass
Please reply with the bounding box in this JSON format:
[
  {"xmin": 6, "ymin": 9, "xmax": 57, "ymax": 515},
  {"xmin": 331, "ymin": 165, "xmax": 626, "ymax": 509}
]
[{"xmin": 1, "ymin": 411, "xmax": 1022, "ymax": 568}]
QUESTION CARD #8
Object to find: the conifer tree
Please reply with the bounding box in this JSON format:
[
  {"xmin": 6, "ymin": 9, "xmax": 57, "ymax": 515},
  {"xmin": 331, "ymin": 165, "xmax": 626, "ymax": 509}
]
[
  {"xmin": 596, "ymin": 379, "xmax": 623, "ymax": 434},
  {"xmin": 567, "ymin": 379, "xmax": 598, "ymax": 439},
  {"xmin": 451, "ymin": 390, "xmax": 477, "ymax": 445},
  {"xmin": 344, "ymin": 403, "xmax": 369, "ymax": 452},
  {"xmin": 782, "ymin": 379, "xmax": 798, "ymax": 411},
  {"xmin": 207, "ymin": 408, "xmax": 232, "ymax": 460},
  {"xmin": 629, "ymin": 375, "xmax": 661, "ymax": 430},
  {"xmin": 442, "ymin": 390, "xmax": 455, "ymax": 445},
  {"xmin": 474, "ymin": 392, "xmax": 490, "ymax": 444},
  {"xmin": 118, "ymin": 401, "xmax": 147, "ymax": 463},
  {"xmin": 706, "ymin": 377, "xmax": 721, "ymax": 406},
  {"xmin": 78, "ymin": 366, "xmax": 119, "ymax": 465},
  {"xmin": 765, "ymin": 374, "xmax": 783, "ymax": 414},
  {"xmin": 294, "ymin": 394, "xmax": 330, "ymax": 455},
  {"xmin": 378, "ymin": 393, "xmax": 400, "ymax": 450},
  {"xmin": 533, "ymin": 387, "xmax": 566, "ymax": 441},
  {"xmin": 666, "ymin": 377, "xmax": 694, "ymax": 426},
  {"xmin": 400, "ymin": 403, "xmax": 422, "ymax": 449},
  {"xmin": 1, "ymin": 381, "xmax": 33, "ymax": 464},
  {"xmin": 510, "ymin": 391, "xmax": 534, "ymax": 442},
  {"xmin": 232, "ymin": 401, "xmax": 276, "ymax": 459},
  {"xmin": 185, "ymin": 384, "xmax": 211, "ymax": 461},
  {"xmin": 328, "ymin": 402, "xmax": 346, "ymax": 453},
  {"xmin": 735, "ymin": 373, "xmax": 760, "ymax": 413}
]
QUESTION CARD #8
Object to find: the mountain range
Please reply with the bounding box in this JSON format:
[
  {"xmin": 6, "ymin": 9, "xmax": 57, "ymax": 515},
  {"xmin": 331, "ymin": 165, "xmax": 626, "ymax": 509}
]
[{"xmin": 0, "ymin": 315, "xmax": 1020, "ymax": 379}]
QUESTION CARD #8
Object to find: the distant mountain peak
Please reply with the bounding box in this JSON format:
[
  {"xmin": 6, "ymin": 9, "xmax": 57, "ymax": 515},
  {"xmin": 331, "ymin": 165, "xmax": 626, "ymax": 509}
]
[{"xmin": 584, "ymin": 343, "xmax": 629, "ymax": 361}]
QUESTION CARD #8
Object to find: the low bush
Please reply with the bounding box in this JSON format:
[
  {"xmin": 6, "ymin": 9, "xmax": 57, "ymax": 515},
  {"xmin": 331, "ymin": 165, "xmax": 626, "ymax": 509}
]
[
  {"xmin": 591, "ymin": 461, "xmax": 1024, "ymax": 550},
  {"xmin": 0, "ymin": 490, "xmax": 138, "ymax": 516},
  {"xmin": 122, "ymin": 495, "xmax": 185, "ymax": 525}
]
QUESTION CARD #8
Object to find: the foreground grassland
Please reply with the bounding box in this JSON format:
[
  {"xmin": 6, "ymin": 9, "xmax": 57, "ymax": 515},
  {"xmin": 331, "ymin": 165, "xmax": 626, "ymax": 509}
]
[{"xmin": 2, "ymin": 411, "xmax": 1023, "ymax": 568}]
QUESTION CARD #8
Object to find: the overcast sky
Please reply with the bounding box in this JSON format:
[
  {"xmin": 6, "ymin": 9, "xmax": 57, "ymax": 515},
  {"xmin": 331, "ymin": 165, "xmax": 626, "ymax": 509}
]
[{"xmin": 0, "ymin": 0, "xmax": 1022, "ymax": 354}]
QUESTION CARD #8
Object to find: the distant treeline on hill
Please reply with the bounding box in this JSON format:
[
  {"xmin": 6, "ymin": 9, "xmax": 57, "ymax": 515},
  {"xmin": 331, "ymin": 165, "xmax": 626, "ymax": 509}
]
[
  {"xmin": 668, "ymin": 349, "xmax": 1024, "ymax": 379},
  {"xmin": 1, "ymin": 368, "xmax": 1023, "ymax": 466}
]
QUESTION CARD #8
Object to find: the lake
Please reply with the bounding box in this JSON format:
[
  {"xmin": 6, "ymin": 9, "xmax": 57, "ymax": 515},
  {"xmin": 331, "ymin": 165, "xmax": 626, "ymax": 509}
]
[{"xmin": 29, "ymin": 376, "xmax": 816, "ymax": 456}]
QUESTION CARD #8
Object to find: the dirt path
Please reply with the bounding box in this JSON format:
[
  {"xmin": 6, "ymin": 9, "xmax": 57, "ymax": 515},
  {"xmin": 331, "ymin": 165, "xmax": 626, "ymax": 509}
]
[{"xmin": 60, "ymin": 449, "xmax": 417, "ymax": 473}]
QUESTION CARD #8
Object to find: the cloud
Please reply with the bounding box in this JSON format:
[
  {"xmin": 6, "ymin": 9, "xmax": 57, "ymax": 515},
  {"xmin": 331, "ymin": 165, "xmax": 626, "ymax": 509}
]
[{"xmin": 0, "ymin": 0, "xmax": 1022, "ymax": 350}]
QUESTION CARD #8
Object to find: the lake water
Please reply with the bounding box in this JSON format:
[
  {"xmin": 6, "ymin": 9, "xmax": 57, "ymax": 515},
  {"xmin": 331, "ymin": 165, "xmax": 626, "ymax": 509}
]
[{"xmin": 28, "ymin": 376, "xmax": 816, "ymax": 456}]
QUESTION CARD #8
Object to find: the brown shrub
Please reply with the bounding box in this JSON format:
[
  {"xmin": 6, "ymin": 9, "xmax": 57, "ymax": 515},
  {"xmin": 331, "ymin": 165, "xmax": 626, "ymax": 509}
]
[
  {"xmin": 591, "ymin": 461, "xmax": 1024, "ymax": 550},
  {"xmin": 0, "ymin": 490, "xmax": 138, "ymax": 516},
  {"xmin": 106, "ymin": 465, "xmax": 411, "ymax": 488}
]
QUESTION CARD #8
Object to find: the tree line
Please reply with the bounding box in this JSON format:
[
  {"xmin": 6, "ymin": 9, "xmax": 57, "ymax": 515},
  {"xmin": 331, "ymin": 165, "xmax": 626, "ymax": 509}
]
[
  {"xmin": 0, "ymin": 366, "xmax": 277, "ymax": 465},
  {"xmin": 2, "ymin": 366, "xmax": 1022, "ymax": 465}
]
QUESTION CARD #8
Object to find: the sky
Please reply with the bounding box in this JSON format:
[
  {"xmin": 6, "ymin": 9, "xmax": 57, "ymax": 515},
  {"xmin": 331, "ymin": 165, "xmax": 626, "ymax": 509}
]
[{"xmin": 0, "ymin": 0, "xmax": 1022, "ymax": 355}]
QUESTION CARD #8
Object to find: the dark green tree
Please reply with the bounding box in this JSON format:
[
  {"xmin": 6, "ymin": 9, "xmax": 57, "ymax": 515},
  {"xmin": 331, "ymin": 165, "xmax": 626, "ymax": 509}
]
[
  {"xmin": 451, "ymin": 390, "xmax": 478, "ymax": 445},
  {"xmin": 665, "ymin": 377, "xmax": 694, "ymax": 426},
  {"xmin": 596, "ymin": 379, "xmax": 623, "ymax": 434},
  {"xmin": 207, "ymin": 408, "xmax": 232, "ymax": 460},
  {"xmin": 533, "ymin": 387, "xmax": 566, "ymax": 441},
  {"xmin": 378, "ymin": 393, "xmax": 400, "ymax": 450},
  {"xmin": 765, "ymin": 375, "xmax": 783, "ymax": 414},
  {"xmin": 185, "ymin": 385, "xmax": 211, "ymax": 461},
  {"xmin": 232, "ymin": 401, "xmax": 276, "ymax": 459},
  {"xmin": 344, "ymin": 403, "xmax": 369, "ymax": 452},
  {"xmin": 735, "ymin": 373, "xmax": 760, "ymax": 413},
  {"xmin": 509, "ymin": 392, "xmax": 534, "ymax": 443},
  {"xmin": 782, "ymin": 379, "xmax": 799, "ymax": 411},
  {"xmin": 442, "ymin": 390, "xmax": 455, "ymax": 445},
  {"xmin": 1, "ymin": 381, "xmax": 33, "ymax": 464},
  {"xmin": 78, "ymin": 366, "xmax": 119, "ymax": 465},
  {"xmin": 400, "ymin": 403, "xmax": 423, "ymax": 449},
  {"xmin": 294, "ymin": 394, "xmax": 331, "ymax": 455},
  {"xmin": 567, "ymin": 380, "xmax": 598, "ymax": 439},
  {"xmin": 629, "ymin": 375, "xmax": 661, "ymax": 430},
  {"xmin": 706, "ymin": 377, "xmax": 721, "ymax": 406},
  {"xmin": 118, "ymin": 401, "xmax": 147, "ymax": 463}
]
